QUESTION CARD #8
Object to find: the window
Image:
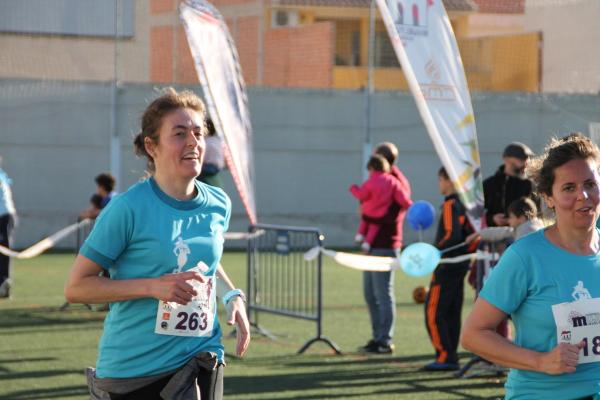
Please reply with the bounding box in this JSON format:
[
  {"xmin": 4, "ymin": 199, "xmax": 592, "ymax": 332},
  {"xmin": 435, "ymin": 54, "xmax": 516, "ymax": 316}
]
[
  {"xmin": 374, "ymin": 31, "xmax": 400, "ymax": 68},
  {"xmin": 333, "ymin": 20, "xmax": 361, "ymax": 66}
]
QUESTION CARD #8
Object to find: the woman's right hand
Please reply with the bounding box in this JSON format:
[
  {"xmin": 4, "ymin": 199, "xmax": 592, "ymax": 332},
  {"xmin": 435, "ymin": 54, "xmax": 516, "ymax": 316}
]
[
  {"xmin": 152, "ymin": 272, "xmax": 204, "ymax": 305},
  {"xmin": 539, "ymin": 341, "xmax": 584, "ymax": 374}
]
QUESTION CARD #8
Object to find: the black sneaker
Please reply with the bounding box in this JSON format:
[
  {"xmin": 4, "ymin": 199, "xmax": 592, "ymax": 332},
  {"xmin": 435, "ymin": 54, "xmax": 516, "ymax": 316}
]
[
  {"xmin": 359, "ymin": 340, "xmax": 395, "ymax": 354},
  {"xmin": 423, "ymin": 361, "xmax": 459, "ymax": 371},
  {"xmin": 375, "ymin": 342, "xmax": 395, "ymax": 354},
  {"xmin": 358, "ymin": 339, "xmax": 379, "ymax": 353}
]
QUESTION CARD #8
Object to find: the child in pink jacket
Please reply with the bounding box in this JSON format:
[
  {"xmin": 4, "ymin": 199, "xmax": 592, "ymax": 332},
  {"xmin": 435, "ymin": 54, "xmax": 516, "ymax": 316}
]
[{"xmin": 349, "ymin": 155, "xmax": 413, "ymax": 252}]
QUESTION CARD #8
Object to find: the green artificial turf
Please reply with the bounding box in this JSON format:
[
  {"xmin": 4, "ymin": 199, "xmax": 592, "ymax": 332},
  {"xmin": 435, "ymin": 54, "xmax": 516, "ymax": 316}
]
[{"xmin": 0, "ymin": 252, "xmax": 504, "ymax": 399}]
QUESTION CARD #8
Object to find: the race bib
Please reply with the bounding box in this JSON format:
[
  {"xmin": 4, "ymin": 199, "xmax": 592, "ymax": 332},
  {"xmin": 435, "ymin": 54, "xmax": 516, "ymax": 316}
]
[
  {"xmin": 154, "ymin": 263, "xmax": 215, "ymax": 337},
  {"xmin": 552, "ymin": 297, "xmax": 600, "ymax": 364}
]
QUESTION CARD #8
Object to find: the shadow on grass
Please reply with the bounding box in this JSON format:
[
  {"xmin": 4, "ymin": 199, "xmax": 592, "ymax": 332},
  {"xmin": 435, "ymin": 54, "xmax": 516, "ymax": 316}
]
[
  {"xmin": 0, "ymin": 384, "xmax": 88, "ymax": 400},
  {"xmin": 0, "ymin": 357, "xmax": 58, "ymax": 373},
  {"xmin": 0, "ymin": 307, "xmax": 104, "ymax": 331},
  {"xmin": 229, "ymin": 351, "xmax": 448, "ymax": 367},
  {"xmin": 225, "ymin": 367, "xmax": 503, "ymax": 399},
  {"xmin": 0, "ymin": 369, "xmax": 83, "ymax": 381},
  {"xmin": 0, "ymin": 357, "xmax": 57, "ymax": 364},
  {"xmin": 324, "ymin": 301, "xmax": 422, "ymax": 311}
]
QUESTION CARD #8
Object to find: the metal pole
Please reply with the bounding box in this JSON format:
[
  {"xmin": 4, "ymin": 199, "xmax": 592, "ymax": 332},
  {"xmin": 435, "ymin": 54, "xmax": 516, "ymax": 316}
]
[
  {"xmin": 316, "ymin": 233, "xmax": 324, "ymax": 338},
  {"xmin": 110, "ymin": 0, "xmax": 121, "ymax": 191},
  {"xmin": 362, "ymin": 0, "xmax": 376, "ymax": 180},
  {"xmin": 247, "ymin": 225, "xmax": 254, "ymax": 326}
]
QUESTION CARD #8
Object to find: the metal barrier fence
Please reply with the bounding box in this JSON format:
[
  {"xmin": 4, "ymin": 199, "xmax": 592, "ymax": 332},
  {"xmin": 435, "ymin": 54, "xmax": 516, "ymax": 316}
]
[
  {"xmin": 247, "ymin": 223, "xmax": 341, "ymax": 354},
  {"xmin": 76, "ymin": 217, "xmax": 94, "ymax": 252},
  {"xmin": 60, "ymin": 218, "xmax": 95, "ymax": 311}
]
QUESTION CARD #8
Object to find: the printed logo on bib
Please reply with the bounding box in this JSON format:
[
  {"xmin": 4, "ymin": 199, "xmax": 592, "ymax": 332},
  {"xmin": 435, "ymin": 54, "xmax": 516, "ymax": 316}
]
[
  {"xmin": 553, "ymin": 281, "xmax": 600, "ymax": 364},
  {"xmin": 155, "ymin": 239, "xmax": 215, "ymax": 337}
]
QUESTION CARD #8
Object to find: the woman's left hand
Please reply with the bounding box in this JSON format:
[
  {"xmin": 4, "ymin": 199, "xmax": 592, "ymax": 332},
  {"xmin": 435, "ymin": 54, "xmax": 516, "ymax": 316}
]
[{"xmin": 227, "ymin": 297, "xmax": 250, "ymax": 357}]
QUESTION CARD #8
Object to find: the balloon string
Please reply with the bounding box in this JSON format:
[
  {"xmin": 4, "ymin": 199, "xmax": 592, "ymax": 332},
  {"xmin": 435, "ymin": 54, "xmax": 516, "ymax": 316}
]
[{"xmin": 439, "ymin": 241, "xmax": 468, "ymax": 254}]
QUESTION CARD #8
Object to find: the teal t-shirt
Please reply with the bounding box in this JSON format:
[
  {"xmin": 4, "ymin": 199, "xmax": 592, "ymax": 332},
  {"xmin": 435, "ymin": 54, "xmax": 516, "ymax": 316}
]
[
  {"xmin": 80, "ymin": 177, "xmax": 230, "ymax": 378},
  {"xmin": 480, "ymin": 229, "xmax": 600, "ymax": 400}
]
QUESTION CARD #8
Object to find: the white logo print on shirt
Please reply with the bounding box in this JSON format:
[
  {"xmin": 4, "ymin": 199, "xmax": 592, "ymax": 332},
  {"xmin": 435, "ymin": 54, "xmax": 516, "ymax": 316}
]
[
  {"xmin": 572, "ymin": 280, "xmax": 592, "ymax": 301},
  {"xmin": 173, "ymin": 236, "xmax": 191, "ymax": 272}
]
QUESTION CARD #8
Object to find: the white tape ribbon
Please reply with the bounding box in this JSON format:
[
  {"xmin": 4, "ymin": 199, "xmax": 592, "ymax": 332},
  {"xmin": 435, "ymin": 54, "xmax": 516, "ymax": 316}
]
[
  {"xmin": 223, "ymin": 229, "xmax": 265, "ymax": 240},
  {"xmin": 304, "ymin": 247, "xmax": 497, "ymax": 273},
  {"xmin": 0, "ymin": 219, "xmax": 92, "ymax": 259},
  {"xmin": 0, "ymin": 223, "xmax": 265, "ymax": 259}
]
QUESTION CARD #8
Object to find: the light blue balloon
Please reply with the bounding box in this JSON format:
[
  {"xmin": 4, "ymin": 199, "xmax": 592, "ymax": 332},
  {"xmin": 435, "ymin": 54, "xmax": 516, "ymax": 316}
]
[{"xmin": 400, "ymin": 242, "xmax": 441, "ymax": 277}]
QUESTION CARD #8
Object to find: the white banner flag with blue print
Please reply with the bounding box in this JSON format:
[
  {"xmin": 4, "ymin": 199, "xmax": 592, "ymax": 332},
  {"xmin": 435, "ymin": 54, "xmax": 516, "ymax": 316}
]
[{"xmin": 376, "ymin": 0, "xmax": 484, "ymax": 230}]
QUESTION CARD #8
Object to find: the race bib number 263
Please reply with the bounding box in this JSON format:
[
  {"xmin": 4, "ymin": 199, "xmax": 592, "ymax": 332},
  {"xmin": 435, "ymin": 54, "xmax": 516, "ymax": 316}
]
[{"xmin": 154, "ymin": 263, "xmax": 215, "ymax": 337}]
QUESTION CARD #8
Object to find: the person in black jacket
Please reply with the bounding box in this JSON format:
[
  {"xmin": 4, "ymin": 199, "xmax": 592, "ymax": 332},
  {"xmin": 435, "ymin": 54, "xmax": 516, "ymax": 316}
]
[
  {"xmin": 424, "ymin": 167, "xmax": 478, "ymax": 371},
  {"xmin": 483, "ymin": 142, "xmax": 535, "ymax": 227}
]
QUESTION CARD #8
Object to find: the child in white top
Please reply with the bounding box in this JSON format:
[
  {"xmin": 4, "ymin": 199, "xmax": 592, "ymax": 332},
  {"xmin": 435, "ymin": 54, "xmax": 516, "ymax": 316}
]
[{"xmin": 507, "ymin": 196, "xmax": 543, "ymax": 239}]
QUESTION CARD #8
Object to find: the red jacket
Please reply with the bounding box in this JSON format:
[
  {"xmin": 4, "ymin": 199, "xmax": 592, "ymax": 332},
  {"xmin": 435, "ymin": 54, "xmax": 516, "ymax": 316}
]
[
  {"xmin": 349, "ymin": 171, "xmax": 411, "ymax": 218},
  {"xmin": 360, "ymin": 166, "xmax": 412, "ymax": 249}
]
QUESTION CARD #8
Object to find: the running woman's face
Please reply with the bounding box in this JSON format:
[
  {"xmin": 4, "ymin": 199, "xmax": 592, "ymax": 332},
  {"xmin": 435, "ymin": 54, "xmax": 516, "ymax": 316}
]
[
  {"xmin": 545, "ymin": 158, "xmax": 600, "ymax": 231},
  {"xmin": 148, "ymin": 108, "xmax": 206, "ymax": 180}
]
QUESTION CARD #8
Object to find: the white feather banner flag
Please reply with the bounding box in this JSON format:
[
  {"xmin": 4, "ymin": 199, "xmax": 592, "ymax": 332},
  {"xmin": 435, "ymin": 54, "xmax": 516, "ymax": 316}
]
[
  {"xmin": 376, "ymin": 0, "xmax": 484, "ymax": 229},
  {"xmin": 180, "ymin": 0, "xmax": 257, "ymax": 224}
]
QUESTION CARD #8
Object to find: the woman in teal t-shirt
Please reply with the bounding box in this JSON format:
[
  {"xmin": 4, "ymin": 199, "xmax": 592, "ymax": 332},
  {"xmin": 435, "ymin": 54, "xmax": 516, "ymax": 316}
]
[
  {"xmin": 462, "ymin": 133, "xmax": 600, "ymax": 400},
  {"xmin": 65, "ymin": 88, "xmax": 249, "ymax": 400}
]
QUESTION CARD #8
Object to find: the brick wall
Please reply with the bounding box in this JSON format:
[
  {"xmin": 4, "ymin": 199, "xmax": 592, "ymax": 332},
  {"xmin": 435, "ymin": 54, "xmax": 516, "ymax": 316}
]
[
  {"xmin": 149, "ymin": 1, "xmax": 334, "ymax": 88},
  {"xmin": 150, "ymin": 26, "xmax": 174, "ymax": 82},
  {"xmin": 473, "ymin": 0, "xmax": 525, "ymax": 14},
  {"xmin": 234, "ymin": 16, "xmax": 259, "ymax": 85},
  {"xmin": 176, "ymin": 26, "xmax": 198, "ymax": 84},
  {"xmin": 212, "ymin": 0, "xmax": 259, "ymax": 6},
  {"xmin": 150, "ymin": 0, "xmax": 175, "ymax": 14},
  {"xmin": 264, "ymin": 22, "xmax": 334, "ymax": 88}
]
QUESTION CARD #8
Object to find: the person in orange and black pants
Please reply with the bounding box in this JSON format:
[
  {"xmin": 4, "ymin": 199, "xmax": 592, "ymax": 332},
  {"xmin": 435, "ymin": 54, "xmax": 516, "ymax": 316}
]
[{"xmin": 424, "ymin": 167, "xmax": 477, "ymax": 371}]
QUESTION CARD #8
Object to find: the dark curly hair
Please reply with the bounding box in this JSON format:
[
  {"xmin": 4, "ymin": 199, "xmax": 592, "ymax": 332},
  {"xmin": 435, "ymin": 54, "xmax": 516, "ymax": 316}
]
[
  {"xmin": 95, "ymin": 173, "xmax": 115, "ymax": 192},
  {"xmin": 527, "ymin": 132, "xmax": 600, "ymax": 197}
]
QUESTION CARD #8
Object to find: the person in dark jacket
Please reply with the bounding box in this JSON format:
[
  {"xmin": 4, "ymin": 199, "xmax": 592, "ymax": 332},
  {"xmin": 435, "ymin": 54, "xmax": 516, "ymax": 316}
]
[
  {"xmin": 483, "ymin": 142, "xmax": 535, "ymax": 227},
  {"xmin": 423, "ymin": 167, "xmax": 477, "ymax": 371}
]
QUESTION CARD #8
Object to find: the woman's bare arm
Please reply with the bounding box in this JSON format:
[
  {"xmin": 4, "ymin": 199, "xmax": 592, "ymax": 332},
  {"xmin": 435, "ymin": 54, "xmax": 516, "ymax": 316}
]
[
  {"xmin": 461, "ymin": 298, "xmax": 582, "ymax": 375},
  {"xmin": 217, "ymin": 264, "xmax": 250, "ymax": 357},
  {"xmin": 64, "ymin": 254, "xmax": 203, "ymax": 305}
]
